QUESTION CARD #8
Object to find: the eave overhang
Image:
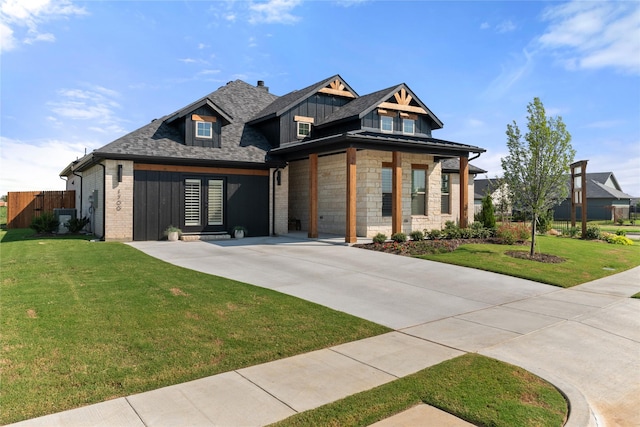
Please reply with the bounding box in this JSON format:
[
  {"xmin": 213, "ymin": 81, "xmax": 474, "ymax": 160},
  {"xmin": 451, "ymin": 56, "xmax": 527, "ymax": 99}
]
[
  {"xmin": 165, "ymin": 98, "xmax": 233, "ymax": 126},
  {"xmin": 269, "ymin": 131, "xmax": 485, "ymax": 162},
  {"xmin": 61, "ymin": 152, "xmax": 286, "ymax": 175}
]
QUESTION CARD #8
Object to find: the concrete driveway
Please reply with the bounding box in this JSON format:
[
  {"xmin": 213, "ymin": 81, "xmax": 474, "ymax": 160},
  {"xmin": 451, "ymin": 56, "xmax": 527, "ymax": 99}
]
[{"xmin": 128, "ymin": 234, "xmax": 640, "ymax": 427}]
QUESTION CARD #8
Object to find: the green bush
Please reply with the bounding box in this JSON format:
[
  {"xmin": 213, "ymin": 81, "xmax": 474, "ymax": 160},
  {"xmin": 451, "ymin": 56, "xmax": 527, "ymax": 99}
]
[
  {"xmin": 391, "ymin": 232, "xmax": 407, "ymax": 243},
  {"xmin": 496, "ymin": 223, "xmax": 530, "ymax": 245},
  {"xmin": 372, "ymin": 233, "xmax": 387, "ymax": 244},
  {"xmin": 66, "ymin": 216, "xmax": 90, "ymax": 233},
  {"xmin": 603, "ymin": 233, "xmax": 633, "ymax": 245},
  {"xmin": 409, "ymin": 230, "xmax": 424, "ymax": 241},
  {"xmin": 30, "ymin": 212, "xmax": 59, "ymax": 233},
  {"xmin": 478, "ymin": 195, "xmax": 496, "ymax": 228},
  {"xmin": 565, "ymin": 226, "xmax": 579, "ymax": 238},
  {"xmin": 584, "ymin": 225, "xmax": 601, "ymax": 240},
  {"xmin": 428, "ymin": 229, "xmax": 442, "ymax": 240},
  {"xmin": 616, "ymin": 229, "xmax": 627, "ymax": 236},
  {"xmin": 537, "ymin": 210, "xmax": 554, "ymax": 234},
  {"xmin": 616, "ymin": 218, "xmax": 624, "ymax": 226}
]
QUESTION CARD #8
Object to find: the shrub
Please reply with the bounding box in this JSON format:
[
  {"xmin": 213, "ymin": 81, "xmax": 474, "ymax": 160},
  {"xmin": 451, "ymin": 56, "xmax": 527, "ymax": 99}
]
[
  {"xmin": 496, "ymin": 223, "xmax": 530, "ymax": 245},
  {"xmin": 409, "ymin": 230, "xmax": 424, "ymax": 241},
  {"xmin": 66, "ymin": 216, "xmax": 90, "ymax": 233},
  {"xmin": 372, "ymin": 233, "xmax": 387, "ymax": 244},
  {"xmin": 537, "ymin": 210, "xmax": 554, "ymax": 234},
  {"xmin": 428, "ymin": 229, "xmax": 442, "ymax": 240},
  {"xmin": 30, "ymin": 212, "xmax": 59, "ymax": 233},
  {"xmin": 442, "ymin": 221, "xmax": 461, "ymax": 239},
  {"xmin": 603, "ymin": 232, "xmax": 633, "ymax": 245},
  {"xmin": 616, "ymin": 229, "xmax": 627, "ymax": 236},
  {"xmin": 391, "ymin": 232, "xmax": 407, "ymax": 243},
  {"xmin": 478, "ymin": 195, "xmax": 496, "ymax": 228},
  {"xmin": 584, "ymin": 225, "xmax": 601, "ymax": 240},
  {"xmin": 459, "ymin": 227, "xmax": 474, "ymax": 239},
  {"xmin": 616, "ymin": 218, "xmax": 625, "ymax": 226},
  {"xmin": 566, "ymin": 226, "xmax": 579, "ymax": 238}
]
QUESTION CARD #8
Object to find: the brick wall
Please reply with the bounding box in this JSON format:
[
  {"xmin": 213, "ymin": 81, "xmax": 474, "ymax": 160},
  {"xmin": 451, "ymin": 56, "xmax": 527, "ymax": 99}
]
[
  {"xmin": 271, "ymin": 167, "xmax": 289, "ymax": 235},
  {"xmin": 103, "ymin": 160, "xmax": 133, "ymax": 242}
]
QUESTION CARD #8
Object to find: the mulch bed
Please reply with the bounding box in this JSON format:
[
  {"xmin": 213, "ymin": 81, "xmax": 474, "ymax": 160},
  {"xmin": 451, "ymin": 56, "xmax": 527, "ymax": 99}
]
[
  {"xmin": 354, "ymin": 238, "xmax": 565, "ymax": 264},
  {"xmin": 505, "ymin": 251, "xmax": 566, "ymax": 263}
]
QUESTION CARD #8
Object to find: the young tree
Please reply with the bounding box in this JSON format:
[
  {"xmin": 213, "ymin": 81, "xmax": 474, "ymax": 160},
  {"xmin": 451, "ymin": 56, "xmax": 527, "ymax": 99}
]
[{"xmin": 501, "ymin": 97, "xmax": 575, "ymax": 256}]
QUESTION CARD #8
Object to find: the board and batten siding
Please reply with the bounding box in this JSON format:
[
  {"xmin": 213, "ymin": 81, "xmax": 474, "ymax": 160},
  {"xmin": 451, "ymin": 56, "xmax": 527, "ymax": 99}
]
[
  {"xmin": 279, "ymin": 93, "xmax": 351, "ymax": 144},
  {"xmin": 133, "ymin": 168, "xmax": 270, "ymax": 241}
]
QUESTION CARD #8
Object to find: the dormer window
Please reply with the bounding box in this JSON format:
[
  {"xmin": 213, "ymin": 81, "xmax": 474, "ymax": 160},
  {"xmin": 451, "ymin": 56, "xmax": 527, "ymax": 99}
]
[
  {"xmin": 403, "ymin": 118, "xmax": 415, "ymax": 134},
  {"xmin": 297, "ymin": 122, "xmax": 311, "ymax": 138},
  {"xmin": 294, "ymin": 115, "xmax": 314, "ymax": 139},
  {"xmin": 196, "ymin": 121, "xmax": 212, "ymax": 139},
  {"xmin": 381, "ymin": 115, "xmax": 393, "ymax": 133}
]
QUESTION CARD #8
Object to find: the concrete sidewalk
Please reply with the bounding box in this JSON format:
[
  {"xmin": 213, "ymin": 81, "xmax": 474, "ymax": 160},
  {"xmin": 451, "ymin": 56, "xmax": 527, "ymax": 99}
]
[{"xmin": 9, "ymin": 235, "xmax": 640, "ymax": 427}]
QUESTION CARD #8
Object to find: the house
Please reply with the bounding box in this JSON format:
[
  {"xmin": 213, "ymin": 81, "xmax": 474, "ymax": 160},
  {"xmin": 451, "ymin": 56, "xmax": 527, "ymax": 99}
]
[
  {"xmin": 60, "ymin": 75, "xmax": 486, "ymax": 242},
  {"xmin": 553, "ymin": 172, "xmax": 633, "ymax": 221},
  {"xmin": 473, "ymin": 178, "xmax": 510, "ymax": 218}
]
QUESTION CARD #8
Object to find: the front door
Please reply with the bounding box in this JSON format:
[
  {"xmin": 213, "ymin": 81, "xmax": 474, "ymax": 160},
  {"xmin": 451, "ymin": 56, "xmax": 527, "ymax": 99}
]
[{"xmin": 184, "ymin": 177, "xmax": 225, "ymax": 233}]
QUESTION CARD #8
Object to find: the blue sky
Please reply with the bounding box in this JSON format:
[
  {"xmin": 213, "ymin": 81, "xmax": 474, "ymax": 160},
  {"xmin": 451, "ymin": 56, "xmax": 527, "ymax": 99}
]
[{"xmin": 2, "ymin": 0, "xmax": 639, "ymax": 196}]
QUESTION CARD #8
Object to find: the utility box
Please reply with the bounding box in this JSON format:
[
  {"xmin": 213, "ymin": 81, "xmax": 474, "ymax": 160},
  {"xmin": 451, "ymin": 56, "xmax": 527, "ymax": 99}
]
[{"xmin": 54, "ymin": 208, "xmax": 77, "ymax": 234}]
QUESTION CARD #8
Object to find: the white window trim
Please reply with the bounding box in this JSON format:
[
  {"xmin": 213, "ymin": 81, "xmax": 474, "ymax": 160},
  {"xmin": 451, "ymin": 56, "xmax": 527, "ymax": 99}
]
[
  {"xmin": 381, "ymin": 115, "xmax": 393, "ymax": 133},
  {"xmin": 195, "ymin": 121, "xmax": 213, "ymax": 139},
  {"xmin": 403, "ymin": 118, "xmax": 415, "ymax": 135},
  {"xmin": 297, "ymin": 121, "xmax": 311, "ymax": 138}
]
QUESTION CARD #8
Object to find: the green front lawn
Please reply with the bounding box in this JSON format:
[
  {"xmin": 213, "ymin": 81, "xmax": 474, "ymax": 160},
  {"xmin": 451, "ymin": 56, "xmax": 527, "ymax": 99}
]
[
  {"xmin": 272, "ymin": 354, "xmax": 567, "ymax": 427},
  {"xmin": 0, "ymin": 229, "xmax": 390, "ymax": 424},
  {"xmin": 418, "ymin": 235, "xmax": 640, "ymax": 288}
]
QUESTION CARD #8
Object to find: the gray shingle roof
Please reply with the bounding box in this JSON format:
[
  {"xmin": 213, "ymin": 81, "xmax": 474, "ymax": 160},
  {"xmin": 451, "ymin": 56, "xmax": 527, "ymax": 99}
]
[
  {"xmin": 441, "ymin": 158, "xmax": 487, "ymax": 174},
  {"xmin": 88, "ymin": 80, "xmax": 279, "ymax": 166},
  {"xmin": 248, "ymin": 75, "xmax": 356, "ymax": 124},
  {"xmin": 315, "ymin": 83, "xmax": 444, "ymax": 130}
]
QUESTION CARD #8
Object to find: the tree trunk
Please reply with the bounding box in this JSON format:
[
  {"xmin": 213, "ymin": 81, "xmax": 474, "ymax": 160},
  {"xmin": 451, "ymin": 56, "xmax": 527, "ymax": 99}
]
[{"xmin": 530, "ymin": 214, "xmax": 537, "ymax": 257}]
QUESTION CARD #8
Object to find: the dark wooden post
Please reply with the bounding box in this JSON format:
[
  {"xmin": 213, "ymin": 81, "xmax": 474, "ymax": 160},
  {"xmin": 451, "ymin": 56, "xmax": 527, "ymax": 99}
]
[
  {"xmin": 392, "ymin": 152, "xmax": 402, "ymax": 235},
  {"xmin": 459, "ymin": 156, "xmax": 469, "ymax": 228},
  {"xmin": 308, "ymin": 154, "xmax": 318, "ymax": 238},
  {"xmin": 346, "ymin": 148, "xmax": 357, "ymax": 243}
]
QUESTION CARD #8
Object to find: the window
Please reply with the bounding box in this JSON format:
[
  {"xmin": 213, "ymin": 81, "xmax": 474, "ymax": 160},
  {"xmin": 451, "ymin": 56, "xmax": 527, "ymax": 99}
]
[
  {"xmin": 185, "ymin": 179, "xmax": 201, "ymax": 226},
  {"xmin": 411, "ymin": 168, "xmax": 427, "ymax": 215},
  {"xmin": 403, "ymin": 118, "xmax": 415, "ymax": 134},
  {"xmin": 381, "ymin": 167, "xmax": 392, "ymax": 217},
  {"xmin": 297, "ymin": 121, "xmax": 311, "ymax": 138},
  {"xmin": 441, "ymin": 173, "xmax": 450, "ymax": 214},
  {"xmin": 196, "ymin": 121, "xmax": 212, "ymax": 139},
  {"xmin": 207, "ymin": 179, "xmax": 224, "ymax": 225},
  {"xmin": 381, "ymin": 115, "xmax": 393, "ymax": 133}
]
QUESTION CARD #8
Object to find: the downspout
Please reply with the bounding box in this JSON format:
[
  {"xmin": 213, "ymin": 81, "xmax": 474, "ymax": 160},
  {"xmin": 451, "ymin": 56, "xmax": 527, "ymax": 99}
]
[
  {"xmin": 469, "ymin": 152, "xmax": 482, "ymax": 162},
  {"xmin": 72, "ymin": 170, "xmax": 83, "ymax": 219},
  {"xmin": 98, "ymin": 163, "xmax": 106, "ymax": 241},
  {"xmin": 271, "ymin": 168, "xmax": 280, "ymax": 236}
]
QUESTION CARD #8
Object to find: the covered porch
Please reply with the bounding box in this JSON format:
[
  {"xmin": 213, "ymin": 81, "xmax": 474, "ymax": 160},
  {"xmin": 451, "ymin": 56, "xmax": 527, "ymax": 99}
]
[{"xmin": 272, "ymin": 131, "xmax": 485, "ymax": 244}]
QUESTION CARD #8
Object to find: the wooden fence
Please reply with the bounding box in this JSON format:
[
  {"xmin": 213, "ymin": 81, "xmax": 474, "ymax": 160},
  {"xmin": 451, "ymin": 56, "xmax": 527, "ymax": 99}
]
[{"xmin": 7, "ymin": 191, "xmax": 75, "ymax": 229}]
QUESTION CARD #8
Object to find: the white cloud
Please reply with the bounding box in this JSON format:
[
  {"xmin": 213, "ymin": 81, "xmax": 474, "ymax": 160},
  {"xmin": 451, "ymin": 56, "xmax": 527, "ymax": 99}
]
[
  {"xmin": 0, "ymin": 136, "xmax": 100, "ymax": 194},
  {"xmin": 467, "ymin": 118, "xmax": 485, "ymax": 128},
  {"xmin": 249, "ymin": 0, "xmax": 301, "ymax": 24},
  {"xmin": 585, "ymin": 120, "xmax": 625, "ymax": 129},
  {"xmin": 483, "ymin": 48, "xmax": 535, "ymax": 99},
  {"xmin": 480, "ymin": 22, "xmax": 490, "ymax": 30},
  {"xmin": 0, "ymin": 21, "xmax": 16, "ymax": 50},
  {"xmin": 538, "ymin": 1, "xmax": 640, "ymax": 74},
  {"xmin": 496, "ymin": 20, "xmax": 516, "ymax": 33},
  {"xmin": 0, "ymin": 0, "xmax": 86, "ymax": 53},
  {"xmin": 47, "ymin": 85, "xmax": 127, "ymax": 135},
  {"xmin": 225, "ymin": 13, "xmax": 236, "ymax": 22}
]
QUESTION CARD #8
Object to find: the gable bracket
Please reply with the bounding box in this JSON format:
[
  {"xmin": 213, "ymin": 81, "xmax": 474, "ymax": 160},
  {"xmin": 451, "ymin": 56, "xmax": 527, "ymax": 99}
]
[{"xmin": 378, "ymin": 102, "xmax": 427, "ymax": 115}]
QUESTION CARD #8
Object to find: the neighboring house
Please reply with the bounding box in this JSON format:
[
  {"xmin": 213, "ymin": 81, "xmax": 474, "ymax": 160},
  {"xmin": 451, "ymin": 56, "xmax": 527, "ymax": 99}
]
[
  {"xmin": 474, "ymin": 178, "xmax": 510, "ymax": 218},
  {"xmin": 60, "ymin": 75, "xmax": 486, "ymax": 242},
  {"xmin": 441, "ymin": 159, "xmax": 486, "ymax": 217},
  {"xmin": 553, "ymin": 172, "xmax": 633, "ymax": 221}
]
